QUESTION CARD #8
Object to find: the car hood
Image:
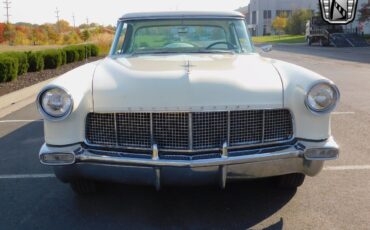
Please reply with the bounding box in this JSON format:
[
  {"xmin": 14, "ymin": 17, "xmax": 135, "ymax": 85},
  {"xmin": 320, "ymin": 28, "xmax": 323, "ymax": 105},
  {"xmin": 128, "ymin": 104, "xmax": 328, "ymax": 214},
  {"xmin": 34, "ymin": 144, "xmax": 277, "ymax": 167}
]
[{"xmin": 92, "ymin": 54, "xmax": 283, "ymax": 112}]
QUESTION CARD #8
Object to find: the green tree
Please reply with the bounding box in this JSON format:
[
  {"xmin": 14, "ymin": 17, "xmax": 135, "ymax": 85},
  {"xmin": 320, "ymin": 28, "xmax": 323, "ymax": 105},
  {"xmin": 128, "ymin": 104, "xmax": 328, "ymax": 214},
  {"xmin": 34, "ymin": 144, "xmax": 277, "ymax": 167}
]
[
  {"xmin": 81, "ymin": 29, "xmax": 91, "ymax": 41},
  {"xmin": 285, "ymin": 9, "xmax": 313, "ymax": 35},
  {"xmin": 272, "ymin": 16, "xmax": 287, "ymax": 38}
]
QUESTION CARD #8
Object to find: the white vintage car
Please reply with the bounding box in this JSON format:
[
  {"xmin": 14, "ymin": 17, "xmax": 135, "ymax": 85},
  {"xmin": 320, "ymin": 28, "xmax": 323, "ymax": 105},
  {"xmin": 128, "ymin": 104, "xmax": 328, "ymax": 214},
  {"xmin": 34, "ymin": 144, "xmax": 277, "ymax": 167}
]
[{"xmin": 37, "ymin": 11, "xmax": 340, "ymax": 194}]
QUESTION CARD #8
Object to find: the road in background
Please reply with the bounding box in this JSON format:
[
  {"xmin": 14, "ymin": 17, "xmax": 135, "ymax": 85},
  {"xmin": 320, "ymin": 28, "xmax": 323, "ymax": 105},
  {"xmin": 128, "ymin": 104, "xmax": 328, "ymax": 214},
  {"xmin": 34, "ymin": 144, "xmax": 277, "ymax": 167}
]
[{"xmin": 0, "ymin": 45, "xmax": 369, "ymax": 229}]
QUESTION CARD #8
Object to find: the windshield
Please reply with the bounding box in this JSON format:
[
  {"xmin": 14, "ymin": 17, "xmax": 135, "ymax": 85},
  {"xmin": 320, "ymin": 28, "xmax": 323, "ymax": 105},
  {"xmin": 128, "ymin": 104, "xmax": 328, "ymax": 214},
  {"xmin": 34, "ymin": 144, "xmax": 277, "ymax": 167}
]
[{"xmin": 111, "ymin": 19, "xmax": 255, "ymax": 55}]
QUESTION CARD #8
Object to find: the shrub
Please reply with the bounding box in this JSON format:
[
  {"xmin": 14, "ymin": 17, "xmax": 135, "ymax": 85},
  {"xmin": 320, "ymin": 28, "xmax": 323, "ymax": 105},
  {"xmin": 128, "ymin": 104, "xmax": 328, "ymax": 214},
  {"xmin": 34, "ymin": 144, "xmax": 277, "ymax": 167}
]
[
  {"xmin": 60, "ymin": 49, "xmax": 67, "ymax": 65},
  {"xmin": 75, "ymin": 45, "xmax": 86, "ymax": 61},
  {"xmin": 89, "ymin": 44, "xmax": 100, "ymax": 57},
  {"xmin": 64, "ymin": 46, "xmax": 80, "ymax": 63},
  {"xmin": 43, "ymin": 49, "xmax": 62, "ymax": 69},
  {"xmin": 0, "ymin": 56, "xmax": 19, "ymax": 82},
  {"xmin": 1, "ymin": 52, "xmax": 29, "ymax": 75},
  {"xmin": 27, "ymin": 51, "xmax": 44, "ymax": 72},
  {"xmin": 85, "ymin": 45, "xmax": 92, "ymax": 58}
]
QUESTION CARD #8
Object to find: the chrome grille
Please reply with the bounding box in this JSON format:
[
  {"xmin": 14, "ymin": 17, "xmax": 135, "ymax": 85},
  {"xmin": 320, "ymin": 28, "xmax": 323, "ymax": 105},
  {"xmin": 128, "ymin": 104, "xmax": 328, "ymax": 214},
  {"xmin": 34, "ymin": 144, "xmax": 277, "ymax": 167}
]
[
  {"xmin": 85, "ymin": 113, "xmax": 116, "ymax": 146},
  {"xmin": 153, "ymin": 113, "xmax": 189, "ymax": 150},
  {"xmin": 230, "ymin": 110, "xmax": 263, "ymax": 146},
  {"xmin": 192, "ymin": 112, "xmax": 228, "ymax": 150},
  {"xmin": 264, "ymin": 110, "xmax": 293, "ymax": 142},
  {"xmin": 85, "ymin": 109, "xmax": 293, "ymax": 152},
  {"xmin": 116, "ymin": 113, "xmax": 151, "ymax": 148}
]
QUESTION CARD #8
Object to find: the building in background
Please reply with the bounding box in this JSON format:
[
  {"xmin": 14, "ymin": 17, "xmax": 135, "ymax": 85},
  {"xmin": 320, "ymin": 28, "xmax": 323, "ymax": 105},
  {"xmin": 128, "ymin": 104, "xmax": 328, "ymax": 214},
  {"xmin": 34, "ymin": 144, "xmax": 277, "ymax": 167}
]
[{"xmin": 246, "ymin": 0, "xmax": 317, "ymax": 36}]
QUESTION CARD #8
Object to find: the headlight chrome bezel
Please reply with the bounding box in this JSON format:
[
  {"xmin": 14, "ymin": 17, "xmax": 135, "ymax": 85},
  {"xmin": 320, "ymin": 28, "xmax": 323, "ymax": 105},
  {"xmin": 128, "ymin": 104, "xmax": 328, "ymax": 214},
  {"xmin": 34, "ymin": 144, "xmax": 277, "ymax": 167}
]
[
  {"xmin": 305, "ymin": 80, "xmax": 340, "ymax": 115},
  {"xmin": 37, "ymin": 86, "xmax": 74, "ymax": 121}
]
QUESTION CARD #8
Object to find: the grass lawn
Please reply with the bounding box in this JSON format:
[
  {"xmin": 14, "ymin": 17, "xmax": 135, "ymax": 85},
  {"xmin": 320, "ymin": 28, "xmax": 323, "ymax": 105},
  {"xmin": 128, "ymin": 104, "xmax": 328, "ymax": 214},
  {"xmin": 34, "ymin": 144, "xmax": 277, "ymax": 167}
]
[
  {"xmin": 252, "ymin": 35, "xmax": 305, "ymax": 44},
  {"xmin": 0, "ymin": 45, "xmax": 64, "ymax": 53}
]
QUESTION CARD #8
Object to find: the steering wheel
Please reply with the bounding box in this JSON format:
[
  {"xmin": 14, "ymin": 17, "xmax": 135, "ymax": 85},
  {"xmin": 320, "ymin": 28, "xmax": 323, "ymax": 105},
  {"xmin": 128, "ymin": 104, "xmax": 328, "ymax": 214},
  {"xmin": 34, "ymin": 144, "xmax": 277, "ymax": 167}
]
[{"xmin": 206, "ymin": 41, "xmax": 236, "ymax": 50}]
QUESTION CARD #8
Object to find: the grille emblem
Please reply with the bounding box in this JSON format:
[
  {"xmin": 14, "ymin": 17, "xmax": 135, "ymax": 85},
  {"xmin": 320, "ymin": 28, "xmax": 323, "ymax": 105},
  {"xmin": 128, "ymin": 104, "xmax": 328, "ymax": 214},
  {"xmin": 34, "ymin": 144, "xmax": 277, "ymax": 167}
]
[{"xmin": 320, "ymin": 0, "xmax": 359, "ymax": 24}]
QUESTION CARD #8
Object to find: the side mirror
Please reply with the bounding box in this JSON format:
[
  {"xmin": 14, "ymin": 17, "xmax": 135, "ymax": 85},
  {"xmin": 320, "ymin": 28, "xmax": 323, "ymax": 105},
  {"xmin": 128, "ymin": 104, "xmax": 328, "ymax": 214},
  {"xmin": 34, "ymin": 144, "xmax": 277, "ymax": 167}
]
[{"xmin": 261, "ymin": 44, "xmax": 273, "ymax": 53}]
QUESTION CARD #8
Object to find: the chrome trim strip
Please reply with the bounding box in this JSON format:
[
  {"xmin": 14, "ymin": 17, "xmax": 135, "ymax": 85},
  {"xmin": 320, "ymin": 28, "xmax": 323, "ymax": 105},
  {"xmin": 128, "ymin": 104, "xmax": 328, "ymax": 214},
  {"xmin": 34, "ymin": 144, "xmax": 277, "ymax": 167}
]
[
  {"xmin": 114, "ymin": 113, "xmax": 118, "ymax": 146},
  {"xmin": 119, "ymin": 15, "xmax": 244, "ymax": 21},
  {"xmin": 75, "ymin": 149, "xmax": 302, "ymax": 168},
  {"xmin": 189, "ymin": 112, "xmax": 193, "ymax": 150},
  {"xmin": 154, "ymin": 168, "xmax": 161, "ymax": 191},
  {"xmin": 150, "ymin": 113, "xmax": 154, "ymax": 145},
  {"xmin": 227, "ymin": 111, "xmax": 231, "ymax": 145},
  {"xmin": 152, "ymin": 144, "xmax": 159, "ymax": 160},
  {"xmin": 222, "ymin": 142, "xmax": 228, "ymax": 158},
  {"xmin": 83, "ymin": 137, "xmax": 296, "ymax": 154},
  {"xmin": 220, "ymin": 166, "xmax": 227, "ymax": 189},
  {"xmin": 262, "ymin": 110, "xmax": 266, "ymax": 143}
]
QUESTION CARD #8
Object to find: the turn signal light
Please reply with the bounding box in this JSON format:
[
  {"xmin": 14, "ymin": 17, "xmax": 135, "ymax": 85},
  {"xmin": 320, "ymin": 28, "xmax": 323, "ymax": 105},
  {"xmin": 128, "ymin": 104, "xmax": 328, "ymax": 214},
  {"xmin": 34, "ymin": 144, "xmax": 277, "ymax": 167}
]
[
  {"xmin": 40, "ymin": 153, "xmax": 75, "ymax": 165},
  {"xmin": 304, "ymin": 148, "xmax": 339, "ymax": 160}
]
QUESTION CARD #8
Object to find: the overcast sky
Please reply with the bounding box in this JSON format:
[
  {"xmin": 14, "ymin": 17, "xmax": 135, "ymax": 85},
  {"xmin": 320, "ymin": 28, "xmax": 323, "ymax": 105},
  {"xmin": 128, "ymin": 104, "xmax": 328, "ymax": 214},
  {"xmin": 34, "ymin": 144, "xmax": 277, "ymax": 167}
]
[{"xmin": 4, "ymin": 0, "xmax": 249, "ymax": 26}]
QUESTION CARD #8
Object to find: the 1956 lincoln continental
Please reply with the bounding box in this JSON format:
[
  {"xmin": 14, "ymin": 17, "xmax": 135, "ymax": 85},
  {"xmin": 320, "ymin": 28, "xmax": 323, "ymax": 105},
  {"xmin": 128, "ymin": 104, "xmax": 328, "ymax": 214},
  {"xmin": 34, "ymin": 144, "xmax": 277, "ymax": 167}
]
[{"xmin": 37, "ymin": 11, "xmax": 340, "ymax": 194}]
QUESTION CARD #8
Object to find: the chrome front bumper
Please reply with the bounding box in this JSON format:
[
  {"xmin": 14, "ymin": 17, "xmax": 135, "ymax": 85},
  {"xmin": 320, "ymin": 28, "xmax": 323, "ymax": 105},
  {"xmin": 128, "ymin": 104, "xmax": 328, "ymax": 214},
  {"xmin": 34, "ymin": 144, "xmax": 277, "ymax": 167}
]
[{"xmin": 39, "ymin": 137, "xmax": 339, "ymax": 189}]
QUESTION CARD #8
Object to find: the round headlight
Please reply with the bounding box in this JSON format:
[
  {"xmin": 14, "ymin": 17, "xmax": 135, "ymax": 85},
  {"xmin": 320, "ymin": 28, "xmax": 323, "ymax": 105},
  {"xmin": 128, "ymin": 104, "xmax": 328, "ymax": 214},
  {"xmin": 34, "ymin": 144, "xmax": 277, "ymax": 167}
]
[
  {"xmin": 37, "ymin": 87, "xmax": 73, "ymax": 121},
  {"xmin": 305, "ymin": 81, "xmax": 340, "ymax": 114}
]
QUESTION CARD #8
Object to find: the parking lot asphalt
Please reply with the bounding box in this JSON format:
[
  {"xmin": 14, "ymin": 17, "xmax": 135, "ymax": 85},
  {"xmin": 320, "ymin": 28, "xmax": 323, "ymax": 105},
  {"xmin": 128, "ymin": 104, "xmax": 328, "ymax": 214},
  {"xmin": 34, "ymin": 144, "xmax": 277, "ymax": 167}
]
[{"xmin": 0, "ymin": 45, "xmax": 369, "ymax": 230}]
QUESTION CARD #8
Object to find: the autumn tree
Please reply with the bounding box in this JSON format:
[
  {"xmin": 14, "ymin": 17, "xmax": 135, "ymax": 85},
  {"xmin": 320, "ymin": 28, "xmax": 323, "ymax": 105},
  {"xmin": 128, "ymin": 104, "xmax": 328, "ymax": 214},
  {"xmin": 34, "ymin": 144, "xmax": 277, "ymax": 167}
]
[
  {"xmin": 57, "ymin": 20, "xmax": 71, "ymax": 33},
  {"xmin": 272, "ymin": 16, "xmax": 287, "ymax": 38},
  {"xmin": 358, "ymin": 2, "xmax": 370, "ymax": 22},
  {"xmin": 0, "ymin": 23, "xmax": 5, "ymax": 43},
  {"xmin": 31, "ymin": 27, "xmax": 48, "ymax": 45},
  {"xmin": 42, "ymin": 24, "xmax": 62, "ymax": 44},
  {"xmin": 3, "ymin": 24, "xmax": 16, "ymax": 45}
]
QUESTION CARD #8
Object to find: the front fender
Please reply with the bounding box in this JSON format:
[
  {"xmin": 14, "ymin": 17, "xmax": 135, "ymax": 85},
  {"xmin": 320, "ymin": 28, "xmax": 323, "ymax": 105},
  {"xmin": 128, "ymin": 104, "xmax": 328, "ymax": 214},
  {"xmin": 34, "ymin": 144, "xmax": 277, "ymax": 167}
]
[
  {"xmin": 41, "ymin": 61, "xmax": 101, "ymax": 145},
  {"xmin": 272, "ymin": 60, "xmax": 333, "ymax": 140}
]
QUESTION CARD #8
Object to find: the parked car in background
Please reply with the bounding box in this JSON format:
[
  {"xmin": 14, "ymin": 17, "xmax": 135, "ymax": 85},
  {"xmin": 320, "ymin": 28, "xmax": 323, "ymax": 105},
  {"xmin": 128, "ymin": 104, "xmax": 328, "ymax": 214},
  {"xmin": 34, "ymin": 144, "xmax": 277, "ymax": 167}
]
[{"xmin": 37, "ymin": 11, "xmax": 340, "ymax": 194}]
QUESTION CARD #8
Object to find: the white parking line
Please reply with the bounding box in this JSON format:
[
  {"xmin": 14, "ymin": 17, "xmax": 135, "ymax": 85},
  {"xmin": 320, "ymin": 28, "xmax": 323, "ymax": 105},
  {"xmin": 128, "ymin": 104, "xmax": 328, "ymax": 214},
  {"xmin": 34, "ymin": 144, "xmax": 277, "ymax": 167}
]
[
  {"xmin": 324, "ymin": 165, "xmax": 370, "ymax": 171},
  {"xmin": 0, "ymin": 120, "xmax": 43, "ymax": 123},
  {"xmin": 0, "ymin": 174, "xmax": 55, "ymax": 179},
  {"xmin": 332, "ymin": 112, "xmax": 355, "ymax": 115}
]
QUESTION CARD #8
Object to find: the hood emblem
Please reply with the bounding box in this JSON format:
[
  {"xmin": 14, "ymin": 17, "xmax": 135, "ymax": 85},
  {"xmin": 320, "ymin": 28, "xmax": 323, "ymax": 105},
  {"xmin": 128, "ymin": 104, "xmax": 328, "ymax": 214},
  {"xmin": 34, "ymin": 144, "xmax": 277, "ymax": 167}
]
[{"xmin": 182, "ymin": 61, "xmax": 196, "ymax": 75}]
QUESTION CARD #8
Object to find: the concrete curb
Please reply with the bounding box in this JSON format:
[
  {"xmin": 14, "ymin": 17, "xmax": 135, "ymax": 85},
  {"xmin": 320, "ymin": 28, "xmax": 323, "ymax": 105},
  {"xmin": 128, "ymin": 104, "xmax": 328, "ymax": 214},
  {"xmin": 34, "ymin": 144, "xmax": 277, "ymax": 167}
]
[{"xmin": 0, "ymin": 78, "xmax": 55, "ymax": 119}]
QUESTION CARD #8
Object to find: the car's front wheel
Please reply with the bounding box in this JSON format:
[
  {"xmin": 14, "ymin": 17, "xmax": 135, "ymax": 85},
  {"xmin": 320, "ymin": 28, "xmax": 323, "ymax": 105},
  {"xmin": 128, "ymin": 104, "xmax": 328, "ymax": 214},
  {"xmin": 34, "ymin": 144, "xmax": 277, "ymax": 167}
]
[
  {"xmin": 277, "ymin": 173, "xmax": 305, "ymax": 189},
  {"xmin": 70, "ymin": 180, "xmax": 97, "ymax": 195}
]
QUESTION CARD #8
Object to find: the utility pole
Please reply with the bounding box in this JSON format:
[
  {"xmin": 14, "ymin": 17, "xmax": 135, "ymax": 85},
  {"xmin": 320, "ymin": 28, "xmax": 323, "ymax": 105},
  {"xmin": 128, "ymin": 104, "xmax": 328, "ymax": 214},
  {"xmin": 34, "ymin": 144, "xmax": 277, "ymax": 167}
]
[
  {"xmin": 86, "ymin": 17, "xmax": 89, "ymax": 27},
  {"xmin": 72, "ymin": 13, "xmax": 76, "ymax": 29},
  {"xmin": 3, "ymin": 0, "xmax": 11, "ymax": 24},
  {"xmin": 55, "ymin": 7, "xmax": 60, "ymax": 32}
]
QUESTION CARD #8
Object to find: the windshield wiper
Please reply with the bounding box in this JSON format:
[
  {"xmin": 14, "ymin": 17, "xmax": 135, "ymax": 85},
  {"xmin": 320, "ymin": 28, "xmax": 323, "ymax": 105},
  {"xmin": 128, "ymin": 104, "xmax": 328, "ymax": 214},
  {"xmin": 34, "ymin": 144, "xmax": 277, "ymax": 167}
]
[
  {"xmin": 130, "ymin": 50, "xmax": 235, "ymax": 56},
  {"xmin": 131, "ymin": 50, "xmax": 180, "ymax": 56},
  {"xmin": 197, "ymin": 49, "xmax": 235, "ymax": 54}
]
